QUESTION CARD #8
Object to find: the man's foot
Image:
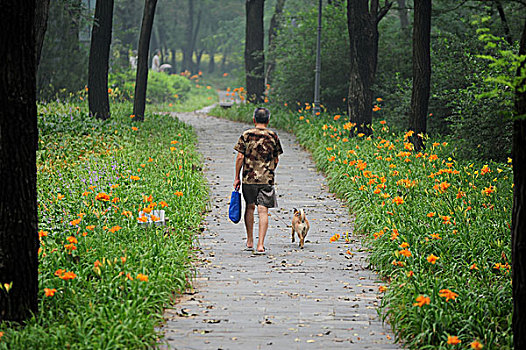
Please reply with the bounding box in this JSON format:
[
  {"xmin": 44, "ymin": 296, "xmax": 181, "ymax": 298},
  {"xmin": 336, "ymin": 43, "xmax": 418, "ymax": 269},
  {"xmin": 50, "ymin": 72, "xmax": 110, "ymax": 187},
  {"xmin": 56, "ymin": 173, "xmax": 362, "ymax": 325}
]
[{"xmin": 253, "ymin": 246, "xmax": 266, "ymax": 255}]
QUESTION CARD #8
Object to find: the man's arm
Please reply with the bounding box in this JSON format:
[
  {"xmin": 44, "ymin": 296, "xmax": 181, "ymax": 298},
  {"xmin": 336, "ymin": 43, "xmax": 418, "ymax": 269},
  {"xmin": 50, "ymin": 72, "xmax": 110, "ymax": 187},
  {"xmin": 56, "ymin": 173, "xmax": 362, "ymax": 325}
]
[{"xmin": 234, "ymin": 152, "xmax": 244, "ymax": 190}]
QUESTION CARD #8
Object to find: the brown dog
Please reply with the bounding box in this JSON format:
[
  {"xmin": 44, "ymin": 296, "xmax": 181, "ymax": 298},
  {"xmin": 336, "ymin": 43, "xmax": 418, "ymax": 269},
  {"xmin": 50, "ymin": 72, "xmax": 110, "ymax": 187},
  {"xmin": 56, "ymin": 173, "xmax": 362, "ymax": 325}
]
[{"xmin": 291, "ymin": 208, "xmax": 310, "ymax": 249}]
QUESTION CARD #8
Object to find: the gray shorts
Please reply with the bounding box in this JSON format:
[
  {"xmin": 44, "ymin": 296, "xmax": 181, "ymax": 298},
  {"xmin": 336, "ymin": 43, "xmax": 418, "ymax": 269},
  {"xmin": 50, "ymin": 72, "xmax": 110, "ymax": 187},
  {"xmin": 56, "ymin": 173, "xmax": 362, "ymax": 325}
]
[{"xmin": 242, "ymin": 184, "xmax": 278, "ymax": 208}]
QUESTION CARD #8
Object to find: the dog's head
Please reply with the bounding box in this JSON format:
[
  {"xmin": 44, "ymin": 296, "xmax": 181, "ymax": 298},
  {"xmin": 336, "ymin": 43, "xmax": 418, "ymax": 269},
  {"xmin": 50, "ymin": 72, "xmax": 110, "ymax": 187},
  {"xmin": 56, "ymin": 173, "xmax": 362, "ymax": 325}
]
[{"xmin": 293, "ymin": 208, "xmax": 306, "ymax": 220}]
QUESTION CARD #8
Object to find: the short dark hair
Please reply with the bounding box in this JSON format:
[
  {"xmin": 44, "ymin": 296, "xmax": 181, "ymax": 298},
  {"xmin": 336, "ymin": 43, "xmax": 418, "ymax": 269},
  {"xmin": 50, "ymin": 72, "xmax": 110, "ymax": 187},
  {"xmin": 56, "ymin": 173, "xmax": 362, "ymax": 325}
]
[{"xmin": 253, "ymin": 107, "xmax": 270, "ymax": 123}]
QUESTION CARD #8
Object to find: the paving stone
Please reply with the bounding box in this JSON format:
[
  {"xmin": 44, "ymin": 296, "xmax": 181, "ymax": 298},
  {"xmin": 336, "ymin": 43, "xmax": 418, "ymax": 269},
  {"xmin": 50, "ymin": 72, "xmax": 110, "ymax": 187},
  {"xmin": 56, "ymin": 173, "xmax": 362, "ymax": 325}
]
[{"xmin": 158, "ymin": 109, "xmax": 400, "ymax": 349}]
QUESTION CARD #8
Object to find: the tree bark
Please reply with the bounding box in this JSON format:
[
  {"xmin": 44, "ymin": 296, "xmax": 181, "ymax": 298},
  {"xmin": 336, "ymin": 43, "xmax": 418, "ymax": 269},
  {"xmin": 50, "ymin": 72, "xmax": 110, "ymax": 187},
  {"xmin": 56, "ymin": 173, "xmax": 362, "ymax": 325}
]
[
  {"xmin": 35, "ymin": 0, "xmax": 50, "ymax": 69},
  {"xmin": 265, "ymin": 0, "xmax": 286, "ymax": 85},
  {"xmin": 0, "ymin": 0, "xmax": 39, "ymax": 323},
  {"xmin": 88, "ymin": 0, "xmax": 114, "ymax": 120},
  {"xmin": 245, "ymin": 0, "xmax": 265, "ymax": 103},
  {"xmin": 208, "ymin": 49, "xmax": 216, "ymax": 74},
  {"xmin": 133, "ymin": 0, "xmax": 158, "ymax": 121},
  {"xmin": 182, "ymin": 0, "xmax": 194, "ymax": 73},
  {"xmin": 512, "ymin": 17, "xmax": 526, "ymax": 350},
  {"xmin": 347, "ymin": 0, "xmax": 392, "ymax": 136},
  {"xmin": 408, "ymin": 0, "xmax": 431, "ymax": 151},
  {"xmin": 494, "ymin": 0, "xmax": 513, "ymax": 45},
  {"xmin": 396, "ymin": 0, "xmax": 409, "ymax": 34}
]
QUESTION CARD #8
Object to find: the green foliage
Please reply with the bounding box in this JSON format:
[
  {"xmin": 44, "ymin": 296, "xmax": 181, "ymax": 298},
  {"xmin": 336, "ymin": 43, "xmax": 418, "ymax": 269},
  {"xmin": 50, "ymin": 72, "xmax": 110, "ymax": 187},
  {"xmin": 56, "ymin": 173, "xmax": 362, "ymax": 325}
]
[
  {"xmin": 215, "ymin": 105, "xmax": 513, "ymax": 349},
  {"xmin": 271, "ymin": 4, "xmax": 349, "ymax": 110},
  {"xmin": 0, "ymin": 102, "xmax": 208, "ymax": 348},
  {"xmin": 295, "ymin": 114, "xmax": 512, "ymax": 349},
  {"xmin": 107, "ymin": 69, "xmax": 217, "ymax": 107}
]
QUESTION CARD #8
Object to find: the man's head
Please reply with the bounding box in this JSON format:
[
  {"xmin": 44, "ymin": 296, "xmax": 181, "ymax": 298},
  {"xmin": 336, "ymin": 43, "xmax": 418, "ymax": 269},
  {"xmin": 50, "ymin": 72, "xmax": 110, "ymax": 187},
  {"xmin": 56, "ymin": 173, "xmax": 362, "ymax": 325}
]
[{"xmin": 253, "ymin": 107, "xmax": 271, "ymax": 124}]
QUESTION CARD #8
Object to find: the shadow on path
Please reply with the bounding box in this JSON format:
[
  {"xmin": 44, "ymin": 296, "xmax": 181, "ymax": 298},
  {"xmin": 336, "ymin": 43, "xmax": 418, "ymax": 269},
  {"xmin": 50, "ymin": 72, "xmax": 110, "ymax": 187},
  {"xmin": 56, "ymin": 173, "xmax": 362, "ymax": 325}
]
[{"xmin": 160, "ymin": 108, "xmax": 400, "ymax": 349}]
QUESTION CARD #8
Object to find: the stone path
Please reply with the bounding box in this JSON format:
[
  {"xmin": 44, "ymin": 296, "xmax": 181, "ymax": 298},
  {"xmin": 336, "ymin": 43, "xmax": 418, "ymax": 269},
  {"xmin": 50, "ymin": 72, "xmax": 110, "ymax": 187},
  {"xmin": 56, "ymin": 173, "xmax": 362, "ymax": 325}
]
[{"xmin": 160, "ymin": 108, "xmax": 400, "ymax": 349}]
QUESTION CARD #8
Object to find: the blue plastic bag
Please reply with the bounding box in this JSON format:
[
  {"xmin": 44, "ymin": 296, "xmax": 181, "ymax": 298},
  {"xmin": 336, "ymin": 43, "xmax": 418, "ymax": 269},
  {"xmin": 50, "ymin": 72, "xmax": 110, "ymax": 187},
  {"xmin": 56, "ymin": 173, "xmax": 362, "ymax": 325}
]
[{"xmin": 229, "ymin": 190, "xmax": 242, "ymax": 224}]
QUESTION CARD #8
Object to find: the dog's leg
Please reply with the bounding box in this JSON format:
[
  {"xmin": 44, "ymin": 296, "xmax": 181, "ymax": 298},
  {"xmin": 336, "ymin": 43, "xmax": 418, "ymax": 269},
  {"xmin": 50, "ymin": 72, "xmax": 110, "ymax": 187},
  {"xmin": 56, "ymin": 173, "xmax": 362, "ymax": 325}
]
[
  {"xmin": 299, "ymin": 227, "xmax": 307, "ymax": 249},
  {"xmin": 291, "ymin": 227, "xmax": 295, "ymax": 243}
]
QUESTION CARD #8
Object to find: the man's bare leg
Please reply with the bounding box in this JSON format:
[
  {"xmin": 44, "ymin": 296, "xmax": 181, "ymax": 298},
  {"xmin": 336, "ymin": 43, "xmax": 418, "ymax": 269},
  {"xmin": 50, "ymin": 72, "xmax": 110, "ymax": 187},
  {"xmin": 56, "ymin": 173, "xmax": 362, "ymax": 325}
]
[
  {"xmin": 256, "ymin": 205, "xmax": 268, "ymax": 252},
  {"xmin": 244, "ymin": 203, "xmax": 256, "ymax": 248}
]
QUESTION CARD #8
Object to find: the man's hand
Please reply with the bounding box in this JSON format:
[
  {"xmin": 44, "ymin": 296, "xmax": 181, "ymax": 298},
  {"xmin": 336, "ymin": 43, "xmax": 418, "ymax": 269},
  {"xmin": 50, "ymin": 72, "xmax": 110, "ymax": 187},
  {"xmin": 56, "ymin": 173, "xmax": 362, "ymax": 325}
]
[{"xmin": 233, "ymin": 179, "xmax": 241, "ymax": 191}]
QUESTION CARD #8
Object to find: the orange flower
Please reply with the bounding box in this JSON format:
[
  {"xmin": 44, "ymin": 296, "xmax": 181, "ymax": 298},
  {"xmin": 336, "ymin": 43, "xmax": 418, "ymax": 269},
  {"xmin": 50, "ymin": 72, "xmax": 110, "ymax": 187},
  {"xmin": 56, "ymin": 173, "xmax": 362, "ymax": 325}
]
[
  {"xmin": 38, "ymin": 230, "xmax": 49, "ymax": 238},
  {"xmin": 130, "ymin": 175, "xmax": 140, "ymax": 181},
  {"xmin": 469, "ymin": 263, "xmax": 478, "ymax": 270},
  {"xmin": 447, "ymin": 335, "xmax": 461, "ymax": 345},
  {"xmin": 136, "ymin": 273, "xmax": 148, "ymax": 282},
  {"xmin": 378, "ymin": 285, "xmax": 387, "ymax": 293},
  {"xmin": 94, "ymin": 259, "xmax": 102, "ymax": 268},
  {"xmin": 174, "ymin": 191, "xmax": 184, "ymax": 197},
  {"xmin": 333, "ymin": 115, "xmax": 341, "ymax": 121},
  {"xmin": 131, "ymin": 126, "xmax": 138, "ymax": 131},
  {"xmin": 86, "ymin": 225, "xmax": 95, "ymax": 231},
  {"xmin": 69, "ymin": 218, "xmax": 81, "ymax": 226},
  {"xmin": 439, "ymin": 289, "xmax": 459, "ymax": 302},
  {"xmin": 54, "ymin": 269, "xmax": 65, "ymax": 277},
  {"xmin": 470, "ymin": 340, "xmax": 483, "ymax": 349},
  {"xmin": 60, "ymin": 271, "xmax": 77, "ymax": 280},
  {"xmin": 413, "ymin": 295, "xmax": 430, "ymax": 307},
  {"xmin": 109, "ymin": 225, "xmax": 122, "ymax": 233},
  {"xmin": 427, "ymin": 254, "xmax": 439, "ymax": 264},
  {"xmin": 121, "ymin": 256, "xmax": 127, "ymax": 264},
  {"xmin": 379, "ymin": 120, "xmax": 386, "ymax": 125},
  {"xmin": 64, "ymin": 243, "xmax": 77, "ymax": 252},
  {"xmin": 390, "ymin": 229, "xmax": 399, "ymax": 240},
  {"xmin": 430, "ymin": 233, "xmax": 441, "ymax": 240},
  {"xmin": 399, "ymin": 248, "xmax": 412, "ymax": 257},
  {"xmin": 95, "ymin": 192, "xmax": 110, "ymax": 201},
  {"xmin": 427, "ymin": 212, "xmax": 436, "ymax": 217},
  {"xmin": 66, "ymin": 236, "xmax": 78, "ymax": 244},
  {"xmin": 480, "ymin": 165, "xmax": 491, "ymax": 175},
  {"xmin": 44, "ymin": 288, "xmax": 57, "ymax": 297},
  {"xmin": 399, "ymin": 242, "xmax": 409, "ymax": 248},
  {"xmin": 392, "ymin": 196, "xmax": 404, "ymax": 205},
  {"xmin": 482, "ymin": 186, "xmax": 495, "ymax": 195},
  {"xmin": 138, "ymin": 215, "xmax": 148, "ymax": 223}
]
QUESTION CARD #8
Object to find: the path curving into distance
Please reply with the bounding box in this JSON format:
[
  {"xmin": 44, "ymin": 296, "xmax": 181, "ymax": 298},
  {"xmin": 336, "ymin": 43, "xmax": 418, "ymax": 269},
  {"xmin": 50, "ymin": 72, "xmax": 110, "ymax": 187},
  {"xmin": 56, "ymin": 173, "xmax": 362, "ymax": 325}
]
[{"xmin": 160, "ymin": 107, "xmax": 400, "ymax": 349}]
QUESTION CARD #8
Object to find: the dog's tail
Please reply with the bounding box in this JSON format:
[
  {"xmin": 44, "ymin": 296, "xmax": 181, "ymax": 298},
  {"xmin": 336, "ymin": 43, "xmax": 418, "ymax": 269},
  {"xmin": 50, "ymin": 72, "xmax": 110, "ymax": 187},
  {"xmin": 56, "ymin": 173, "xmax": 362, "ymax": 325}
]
[{"xmin": 299, "ymin": 209, "xmax": 306, "ymax": 223}]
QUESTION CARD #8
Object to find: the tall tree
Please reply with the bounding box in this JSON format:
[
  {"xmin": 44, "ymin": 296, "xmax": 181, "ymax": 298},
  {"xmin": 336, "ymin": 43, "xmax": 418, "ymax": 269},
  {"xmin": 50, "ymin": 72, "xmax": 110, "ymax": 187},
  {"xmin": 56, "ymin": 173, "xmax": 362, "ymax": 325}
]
[
  {"xmin": 408, "ymin": 0, "xmax": 431, "ymax": 151},
  {"xmin": 346, "ymin": 0, "xmax": 392, "ymax": 136},
  {"xmin": 133, "ymin": 0, "xmax": 158, "ymax": 122},
  {"xmin": 35, "ymin": 0, "xmax": 50, "ymax": 69},
  {"xmin": 265, "ymin": 0, "xmax": 286, "ymax": 85},
  {"xmin": 88, "ymin": 0, "xmax": 115, "ymax": 120},
  {"xmin": 0, "ymin": 0, "xmax": 39, "ymax": 322},
  {"xmin": 396, "ymin": 0, "xmax": 409, "ymax": 34},
  {"xmin": 181, "ymin": 0, "xmax": 195, "ymax": 73},
  {"xmin": 245, "ymin": 0, "xmax": 265, "ymax": 103},
  {"xmin": 512, "ymin": 17, "xmax": 526, "ymax": 350}
]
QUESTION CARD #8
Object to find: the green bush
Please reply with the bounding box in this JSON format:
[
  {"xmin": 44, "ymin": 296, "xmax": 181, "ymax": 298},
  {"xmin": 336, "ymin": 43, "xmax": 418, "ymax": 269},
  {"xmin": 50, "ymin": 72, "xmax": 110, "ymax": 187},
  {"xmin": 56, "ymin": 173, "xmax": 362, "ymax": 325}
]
[{"xmin": 109, "ymin": 70, "xmax": 194, "ymax": 104}]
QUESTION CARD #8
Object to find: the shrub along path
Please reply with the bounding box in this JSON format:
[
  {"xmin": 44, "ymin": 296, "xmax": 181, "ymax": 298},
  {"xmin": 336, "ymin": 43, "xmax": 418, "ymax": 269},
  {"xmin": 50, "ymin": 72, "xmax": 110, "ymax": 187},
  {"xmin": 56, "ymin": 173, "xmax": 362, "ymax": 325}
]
[{"xmin": 160, "ymin": 107, "xmax": 399, "ymax": 349}]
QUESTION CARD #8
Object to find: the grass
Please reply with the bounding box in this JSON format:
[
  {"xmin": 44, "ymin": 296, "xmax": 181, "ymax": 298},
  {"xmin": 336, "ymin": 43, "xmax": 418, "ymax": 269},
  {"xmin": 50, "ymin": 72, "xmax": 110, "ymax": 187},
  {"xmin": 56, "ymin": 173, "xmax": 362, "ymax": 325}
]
[
  {"xmin": 210, "ymin": 102, "xmax": 513, "ymax": 349},
  {"xmin": 0, "ymin": 96, "xmax": 210, "ymax": 348}
]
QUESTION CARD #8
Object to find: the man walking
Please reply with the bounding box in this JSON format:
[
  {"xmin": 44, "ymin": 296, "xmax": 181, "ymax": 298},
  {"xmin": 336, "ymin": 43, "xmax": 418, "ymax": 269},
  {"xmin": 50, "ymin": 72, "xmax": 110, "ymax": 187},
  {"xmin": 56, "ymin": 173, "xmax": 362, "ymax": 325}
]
[{"xmin": 233, "ymin": 107, "xmax": 283, "ymax": 254}]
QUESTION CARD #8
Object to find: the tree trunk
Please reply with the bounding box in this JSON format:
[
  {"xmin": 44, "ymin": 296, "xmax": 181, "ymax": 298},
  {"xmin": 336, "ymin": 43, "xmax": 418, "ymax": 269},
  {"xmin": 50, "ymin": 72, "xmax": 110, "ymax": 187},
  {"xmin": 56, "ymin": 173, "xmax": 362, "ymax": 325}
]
[
  {"xmin": 221, "ymin": 50, "xmax": 229, "ymax": 72},
  {"xmin": 35, "ymin": 0, "xmax": 50, "ymax": 69},
  {"xmin": 133, "ymin": 0, "xmax": 158, "ymax": 121},
  {"xmin": 195, "ymin": 49, "xmax": 205, "ymax": 72},
  {"xmin": 245, "ymin": 0, "xmax": 265, "ymax": 103},
  {"xmin": 265, "ymin": 0, "xmax": 286, "ymax": 85},
  {"xmin": 494, "ymin": 0, "xmax": 513, "ymax": 45},
  {"xmin": 88, "ymin": 0, "xmax": 114, "ymax": 120},
  {"xmin": 512, "ymin": 17, "xmax": 526, "ymax": 350},
  {"xmin": 396, "ymin": 0, "xmax": 409, "ymax": 34},
  {"xmin": 346, "ymin": 0, "xmax": 392, "ymax": 136},
  {"xmin": 208, "ymin": 49, "xmax": 216, "ymax": 74},
  {"xmin": 0, "ymin": 0, "xmax": 39, "ymax": 323},
  {"xmin": 408, "ymin": 0, "xmax": 431, "ymax": 151},
  {"xmin": 182, "ymin": 0, "xmax": 194, "ymax": 73},
  {"xmin": 171, "ymin": 48, "xmax": 177, "ymax": 74}
]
